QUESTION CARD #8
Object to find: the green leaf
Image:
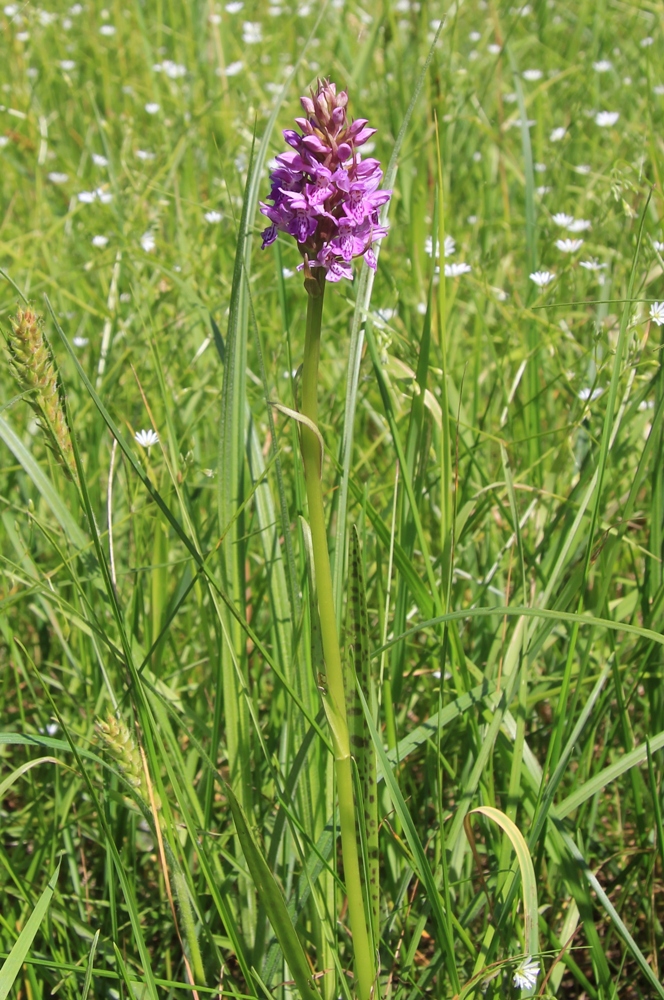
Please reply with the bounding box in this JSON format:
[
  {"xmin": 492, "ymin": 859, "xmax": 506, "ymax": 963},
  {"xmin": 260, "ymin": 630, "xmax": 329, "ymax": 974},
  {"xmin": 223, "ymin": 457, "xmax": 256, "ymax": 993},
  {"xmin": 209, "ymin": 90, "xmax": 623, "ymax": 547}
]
[
  {"xmin": 225, "ymin": 783, "xmax": 322, "ymax": 1000},
  {"xmin": 0, "ymin": 861, "xmax": 60, "ymax": 1000}
]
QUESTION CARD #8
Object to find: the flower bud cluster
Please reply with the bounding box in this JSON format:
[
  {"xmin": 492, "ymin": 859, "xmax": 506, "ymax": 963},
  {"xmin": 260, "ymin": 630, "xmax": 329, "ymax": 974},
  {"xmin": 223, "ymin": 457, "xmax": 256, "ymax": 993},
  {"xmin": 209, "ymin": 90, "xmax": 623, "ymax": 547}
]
[{"xmin": 260, "ymin": 79, "xmax": 390, "ymax": 281}]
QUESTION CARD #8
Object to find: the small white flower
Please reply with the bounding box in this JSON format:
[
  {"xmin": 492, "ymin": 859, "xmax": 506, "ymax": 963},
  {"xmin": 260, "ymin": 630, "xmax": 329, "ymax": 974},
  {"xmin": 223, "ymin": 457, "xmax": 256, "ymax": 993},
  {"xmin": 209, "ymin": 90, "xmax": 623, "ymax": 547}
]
[
  {"xmin": 135, "ymin": 429, "xmax": 159, "ymax": 448},
  {"xmin": 136, "ymin": 149, "xmax": 156, "ymax": 161},
  {"xmin": 425, "ymin": 234, "xmax": 456, "ymax": 257},
  {"xmin": 653, "ymin": 240, "xmax": 664, "ymax": 252},
  {"xmin": 592, "ymin": 59, "xmax": 612, "ymax": 72},
  {"xmin": 595, "ymin": 110, "xmax": 619, "ymax": 127},
  {"xmin": 523, "ymin": 68, "xmax": 543, "ymax": 81},
  {"xmin": 579, "ymin": 259, "xmax": 606, "ymax": 271},
  {"xmin": 92, "ymin": 234, "xmax": 109, "ymax": 247},
  {"xmin": 568, "ymin": 218, "xmax": 591, "ymax": 232},
  {"xmin": 157, "ymin": 59, "xmax": 186, "ymax": 78},
  {"xmin": 513, "ymin": 956, "xmax": 540, "ymax": 991},
  {"xmin": 552, "ymin": 212, "xmax": 574, "ymax": 227},
  {"xmin": 556, "ymin": 238, "xmax": 583, "ymax": 253},
  {"xmin": 530, "ymin": 270, "xmax": 555, "ymax": 287},
  {"xmin": 4, "ymin": 4, "xmax": 18, "ymax": 15},
  {"xmin": 534, "ymin": 162, "xmax": 546, "ymax": 173},
  {"xmin": 0, "ymin": 136, "xmax": 8, "ymax": 147},
  {"xmin": 282, "ymin": 267, "xmax": 294, "ymax": 278},
  {"xmin": 16, "ymin": 30, "xmax": 28, "ymax": 40},
  {"xmin": 145, "ymin": 102, "xmax": 160, "ymax": 114},
  {"xmin": 578, "ymin": 387, "xmax": 603, "ymax": 401},
  {"xmin": 99, "ymin": 23, "xmax": 116, "ymax": 35},
  {"xmin": 45, "ymin": 722, "xmax": 59, "ymax": 735},
  {"xmin": 416, "ymin": 302, "xmax": 427, "ymax": 315},
  {"xmin": 488, "ymin": 43, "xmax": 501, "ymax": 54},
  {"xmin": 242, "ymin": 20, "xmax": 262, "ymax": 43},
  {"xmin": 140, "ymin": 232, "xmax": 156, "ymax": 252},
  {"xmin": 209, "ymin": 12, "xmax": 221, "ymax": 23},
  {"xmin": 62, "ymin": 17, "xmax": 73, "ymax": 28},
  {"xmin": 467, "ymin": 214, "xmax": 478, "ymax": 224},
  {"xmin": 92, "ymin": 152, "xmax": 108, "ymax": 166},
  {"xmin": 48, "ymin": 171, "xmax": 69, "ymax": 184},
  {"xmin": 77, "ymin": 190, "xmax": 96, "ymax": 203},
  {"xmin": 641, "ymin": 36, "xmax": 654, "ymax": 48},
  {"xmin": 205, "ymin": 210, "xmax": 223, "ymax": 223},
  {"xmin": 536, "ymin": 185, "xmax": 551, "ymax": 196},
  {"xmin": 654, "ymin": 85, "xmax": 664, "ymax": 96},
  {"xmin": 73, "ymin": 336, "xmax": 89, "ymax": 347},
  {"xmin": 650, "ymin": 302, "xmax": 664, "ymax": 326},
  {"xmin": 550, "ymin": 126, "xmax": 567, "ymax": 141},
  {"xmin": 503, "ymin": 92, "xmax": 518, "ymax": 103},
  {"xmin": 226, "ymin": 0, "xmax": 243, "ymax": 10},
  {"xmin": 60, "ymin": 59, "xmax": 76, "ymax": 71},
  {"xmin": 96, "ymin": 188, "xmax": 113, "ymax": 203},
  {"xmin": 38, "ymin": 10, "xmax": 56, "ymax": 25},
  {"xmin": 444, "ymin": 262, "xmax": 472, "ymax": 277},
  {"xmin": 469, "ymin": 30, "xmax": 480, "ymax": 41},
  {"xmin": 120, "ymin": 292, "xmax": 131, "ymax": 303},
  {"xmin": 219, "ymin": 60, "xmax": 243, "ymax": 77},
  {"xmin": 70, "ymin": 3, "xmax": 83, "ymax": 13},
  {"xmin": 574, "ymin": 164, "xmax": 592, "ymax": 175}
]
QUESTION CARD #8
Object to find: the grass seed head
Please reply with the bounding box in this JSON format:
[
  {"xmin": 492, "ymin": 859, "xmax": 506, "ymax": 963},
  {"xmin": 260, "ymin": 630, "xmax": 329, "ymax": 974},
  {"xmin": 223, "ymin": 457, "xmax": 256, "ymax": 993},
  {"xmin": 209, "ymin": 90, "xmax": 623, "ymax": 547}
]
[{"xmin": 6, "ymin": 307, "xmax": 77, "ymax": 481}]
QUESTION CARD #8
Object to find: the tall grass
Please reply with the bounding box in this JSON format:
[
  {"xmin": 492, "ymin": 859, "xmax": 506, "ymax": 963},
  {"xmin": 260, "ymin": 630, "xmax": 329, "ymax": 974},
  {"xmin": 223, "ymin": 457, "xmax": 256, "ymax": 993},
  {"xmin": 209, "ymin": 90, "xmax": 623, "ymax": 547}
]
[{"xmin": 1, "ymin": 1, "xmax": 664, "ymax": 999}]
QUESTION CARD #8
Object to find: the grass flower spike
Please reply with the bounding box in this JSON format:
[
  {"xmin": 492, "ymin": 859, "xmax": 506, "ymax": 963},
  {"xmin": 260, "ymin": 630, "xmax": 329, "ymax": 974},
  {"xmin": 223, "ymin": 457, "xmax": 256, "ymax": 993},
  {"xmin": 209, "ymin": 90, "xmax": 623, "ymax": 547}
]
[
  {"xmin": 5, "ymin": 307, "xmax": 77, "ymax": 481},
  {"xmin": 260, "ymin": 78, "xmax": 390, "ymax": 280}
]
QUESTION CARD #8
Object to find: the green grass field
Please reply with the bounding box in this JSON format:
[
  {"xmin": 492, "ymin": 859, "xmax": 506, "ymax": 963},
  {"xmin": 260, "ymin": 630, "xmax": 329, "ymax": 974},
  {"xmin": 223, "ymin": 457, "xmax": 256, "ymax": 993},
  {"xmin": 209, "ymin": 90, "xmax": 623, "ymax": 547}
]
[{"xmin": 2, "ymin": 1, "xmax": 664, "ymax": 998}]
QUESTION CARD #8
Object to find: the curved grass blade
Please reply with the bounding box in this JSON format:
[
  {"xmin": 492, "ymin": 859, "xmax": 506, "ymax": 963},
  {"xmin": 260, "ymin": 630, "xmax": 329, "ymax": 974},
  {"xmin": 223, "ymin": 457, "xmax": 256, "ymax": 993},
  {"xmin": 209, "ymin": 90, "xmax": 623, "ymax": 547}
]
[
  {"xmin": 0, "ymin": 861, "xmax": 60, "ymax": 1000},
  {"xmin": 225, "ymin": 783, "xmax": 322, "ymax": 1000}
]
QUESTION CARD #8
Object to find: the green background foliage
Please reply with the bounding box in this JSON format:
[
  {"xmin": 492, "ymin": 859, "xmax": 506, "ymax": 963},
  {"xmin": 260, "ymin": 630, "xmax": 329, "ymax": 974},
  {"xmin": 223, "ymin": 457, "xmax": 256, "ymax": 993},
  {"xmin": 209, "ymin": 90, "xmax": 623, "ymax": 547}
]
[{"xmin": 1, "ymin": 0, "xmax": 664, "ymax": 998}]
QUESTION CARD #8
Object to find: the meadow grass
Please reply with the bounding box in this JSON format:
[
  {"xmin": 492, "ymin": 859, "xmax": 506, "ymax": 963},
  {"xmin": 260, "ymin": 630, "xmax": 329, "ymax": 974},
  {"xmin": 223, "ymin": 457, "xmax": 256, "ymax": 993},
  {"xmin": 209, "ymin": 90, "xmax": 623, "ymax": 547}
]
[{"xmin": 1, "ymin": 1, "xmax": 664, "ymax": 998}]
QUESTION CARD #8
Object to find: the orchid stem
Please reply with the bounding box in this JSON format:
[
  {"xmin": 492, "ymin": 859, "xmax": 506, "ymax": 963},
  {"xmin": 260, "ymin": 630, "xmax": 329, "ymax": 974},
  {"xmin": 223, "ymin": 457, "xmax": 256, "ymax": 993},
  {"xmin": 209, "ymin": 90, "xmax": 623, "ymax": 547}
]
[{"xmin": 300, "ymin": 266, "xmax": 375, "ymax": 1000}]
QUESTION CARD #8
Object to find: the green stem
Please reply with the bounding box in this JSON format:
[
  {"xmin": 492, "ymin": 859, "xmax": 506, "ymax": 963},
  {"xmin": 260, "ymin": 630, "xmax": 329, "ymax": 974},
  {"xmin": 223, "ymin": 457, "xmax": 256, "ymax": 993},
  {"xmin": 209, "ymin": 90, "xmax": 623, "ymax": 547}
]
[{"xmin": 300, "ymin": 267, "xmax": 375, "ymax": 1000}]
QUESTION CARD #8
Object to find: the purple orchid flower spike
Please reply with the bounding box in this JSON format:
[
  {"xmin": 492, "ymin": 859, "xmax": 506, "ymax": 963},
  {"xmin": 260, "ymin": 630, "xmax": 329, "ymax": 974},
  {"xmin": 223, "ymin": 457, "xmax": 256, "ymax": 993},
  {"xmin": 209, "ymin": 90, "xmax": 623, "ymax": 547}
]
[{"xmin": 260, "ymin": 78, "xmax": 391, "ymax": 281}]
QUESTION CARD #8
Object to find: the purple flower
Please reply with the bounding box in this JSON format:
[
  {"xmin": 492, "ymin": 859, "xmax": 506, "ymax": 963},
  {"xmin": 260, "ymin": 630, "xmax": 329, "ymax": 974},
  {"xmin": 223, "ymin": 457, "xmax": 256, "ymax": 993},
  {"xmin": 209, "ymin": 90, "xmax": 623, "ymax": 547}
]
[{"xmin": 260, "ymin": 79, "xmax": 391, "ymax": 281}]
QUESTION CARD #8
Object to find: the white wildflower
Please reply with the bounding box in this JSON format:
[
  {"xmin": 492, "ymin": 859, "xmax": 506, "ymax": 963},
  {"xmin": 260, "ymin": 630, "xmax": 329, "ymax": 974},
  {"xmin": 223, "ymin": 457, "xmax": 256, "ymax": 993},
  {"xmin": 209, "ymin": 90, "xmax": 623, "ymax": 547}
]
[
  {"xmin": 219, "ymin": 60, "xmax": 243, "ymax": 76},
  {"xmin": 552, "ymin": 212, "xmax": 574, "ymax": 227},
  {"xmin": 226, "ymin": 0, "xmax": 243, "ymax": 10},
  {"xmin": 140, "ymin": 232, "xmax": 156, "ymax": 252},
  {"xmin": 60, "ymin": 59, "xmax": 76, "ymax": 71},
  {"xmin": 145, "ymin": 102, "xmax": 160, "ymax": 114},
  {"xmin": 135, "ymin": 429, "xmax": 159, "ymax": 449},
  {"xmin": 208, "ymin": 12, "xmax": 221, "ymax": 23},
  {"xmin": 242, "ymin": 20, "xmax": 262, "ymax": 43},
  {"xmin": 92, "ymin": 152, "xmax": 108, "ymax": 166},
  {"xmin": 77, "ymin": 190, "xmax": 96, "ymax": 203},
  {"xmin": 48, "ymin": 171, "xmax": 69, "ymax": 184},
  {"xmin": 550, "ymin": 126, "xmax": 566, "ymax": 141},
  {"xmin": 641, "ymin": 36, "xmax": 654, "ymax": 48},
  {"xmin": 650, "ymin": 302, "xmax": 664, "ymax": 326},
  {"xmin": 205, "ymin": 210, "xmax": 223, "ymax": 223},
  {"xmin": 556, "ymin": 238, "xmax": 583, "ymax": 253},
  {"xmin": 574, "ymin": 164, "xmax": 592, "ymax": 175},
  {"xmin": 72, "ymin": 336, "xmax": 88, "ymax": 347},
  {"xmin": 96, "ymin": 188, "xmax": 113, "ymax": 203},
  {"xmin": 425, "ymin": 234, "xmax": 456, "ymax": 258},
  {"xmin": 592, "ymin": 59, "xmax": 612, "ymax": 72},
  {"xmin": 4, "ymin": 4, "xmax": 18, "ymax": 15},
  {"xmin": 522, "ymin": 68, "xmax": 543, "ymax": 81},
  {"xmin": 99, "ymin": 23, "xmax": 116, "ymax": 35},
  {"xmin": 444, "ymin": 262, "xmax": 472, "ymax": 277},
  {"xmin": 578, "ymin": 387, "xmax": 603, "ymax": 401},
  {"xmin": 513, "ymin": 956, "xmax": 540, "ymax": 991},
  {"xmin": 136, "ymin": 149, "xmax": 156, "ymax": 161},
  {"xmin": 488, "ymin": 43, "xmax": 501, "ymax": 54},
  {"xmin": 530, "ymin": 270, "xmax": 555, "ymax": 287},
  {"xmin": 595, "ymin": 110, "xmax": 619, "ymax": 127},
  {"xmin": 91, "ymin": 234, "xmax": 109, "ymax": 247},
  {"xmin": 653, "ymin": 240, "xmax": 664, "ymax": 252},
  {"xmin": 579, "ymin": 259, "xmax": 606, "ymax": 271},
  {"xmin": 568, "ymin": 218, "xmax": 591, "ymax": 232},
  {"xmin": 654, "ymin": 85, "xmax": 664, "ymax": 96}
]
